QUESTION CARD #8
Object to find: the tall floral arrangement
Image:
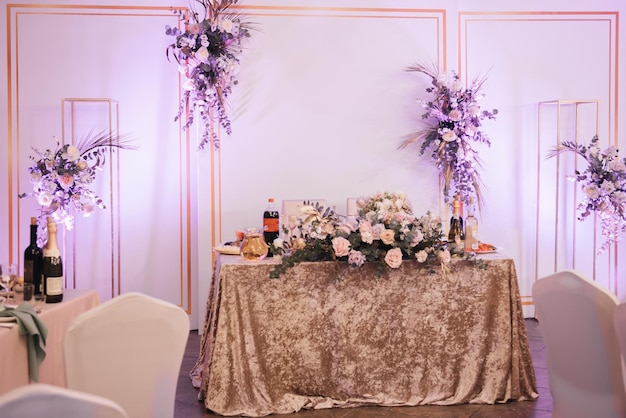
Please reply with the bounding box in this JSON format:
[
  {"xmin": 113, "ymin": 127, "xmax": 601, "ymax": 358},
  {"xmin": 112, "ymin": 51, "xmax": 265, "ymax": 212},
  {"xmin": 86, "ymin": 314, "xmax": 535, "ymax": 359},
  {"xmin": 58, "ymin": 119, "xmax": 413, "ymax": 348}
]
[
  {"xmin": 269, "ymin": 192, "xmax": 449, "ymax": 279},
  {"xmin": 548, "ymin": 135, "xmax": 626, "ymax": 253},
  {"xmin": 165, "ymin": 0, "xmax": 253, "ymax": 149},
  {"xmin": 401, "ymin": 63, "xmax": 498, "ymax": 211},
  {"xmin": 19, "ymin": 131, "xmax": 134, "ymax": 245}
]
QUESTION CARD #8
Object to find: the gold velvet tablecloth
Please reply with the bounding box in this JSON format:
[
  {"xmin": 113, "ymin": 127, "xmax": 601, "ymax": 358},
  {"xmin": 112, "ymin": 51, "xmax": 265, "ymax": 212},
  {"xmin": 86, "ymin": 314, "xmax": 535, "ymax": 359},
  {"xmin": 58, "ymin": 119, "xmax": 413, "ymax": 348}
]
[{"xmin": 191, "ymin": 254, "xmax": 538, "ymax": 417}]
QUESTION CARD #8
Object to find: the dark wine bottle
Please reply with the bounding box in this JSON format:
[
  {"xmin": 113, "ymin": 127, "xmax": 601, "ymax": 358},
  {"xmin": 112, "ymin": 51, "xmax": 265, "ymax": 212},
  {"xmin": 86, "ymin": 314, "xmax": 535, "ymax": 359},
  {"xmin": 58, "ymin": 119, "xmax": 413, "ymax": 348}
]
[
  {"xmin": 263, "ymin": 198, "xmax": 280, "ymax": 257},
  {"xmin": 42, "ymin": 217, "xmax": 63, "ymax": 303},
  {"xmin": 24, "ymin": 217, "xmax": 43, "ymax": 295}
]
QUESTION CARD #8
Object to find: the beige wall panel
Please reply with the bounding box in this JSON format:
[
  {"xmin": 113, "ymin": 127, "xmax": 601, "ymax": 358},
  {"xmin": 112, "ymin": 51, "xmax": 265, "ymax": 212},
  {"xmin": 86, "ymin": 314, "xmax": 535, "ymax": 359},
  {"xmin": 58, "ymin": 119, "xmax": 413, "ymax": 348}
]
[
  {"xmin": 459, "ymin": 12, "xmax": 621, "ymax": 309},
  {"xmin": 5, "ymin": 5, "xmax": 194, "ymax": 321}
]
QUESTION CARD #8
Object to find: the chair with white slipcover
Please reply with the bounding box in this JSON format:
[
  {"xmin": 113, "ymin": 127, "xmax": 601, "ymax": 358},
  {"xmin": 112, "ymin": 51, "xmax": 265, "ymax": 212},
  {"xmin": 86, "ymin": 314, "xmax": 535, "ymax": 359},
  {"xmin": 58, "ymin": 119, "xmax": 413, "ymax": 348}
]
[
  {"xmin": 613, "ymin": 302, "xmax": 626, "ymax": 381},
  {"xmin": 532, "ymin": 269, "xmax": 626, "ymax": 418},
  {"xmin": 64, "ymin": 292, "xmax": 189, "ymax": 418},
  {"xmin": 281, "ymin": 199, "xmax": 328, "ymax": 219},
  {"xmin": 0, "ymin": 383, "xmax": 129, "ymax": 418}
]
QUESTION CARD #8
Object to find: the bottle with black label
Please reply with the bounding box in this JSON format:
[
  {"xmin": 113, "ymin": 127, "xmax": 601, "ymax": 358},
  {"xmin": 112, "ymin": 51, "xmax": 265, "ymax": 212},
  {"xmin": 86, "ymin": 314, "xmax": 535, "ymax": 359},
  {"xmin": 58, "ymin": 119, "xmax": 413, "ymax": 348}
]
[
  {"xmin": 263, "ymin": 198, "xmax": 280, "ymax": 256},
  {"xmin": 42, "ymin": 217, "xmax": 63, "ymax": 303},
  {"xmin": 24, "ymin": 217, "xmax": 43, "ymax": 295}
]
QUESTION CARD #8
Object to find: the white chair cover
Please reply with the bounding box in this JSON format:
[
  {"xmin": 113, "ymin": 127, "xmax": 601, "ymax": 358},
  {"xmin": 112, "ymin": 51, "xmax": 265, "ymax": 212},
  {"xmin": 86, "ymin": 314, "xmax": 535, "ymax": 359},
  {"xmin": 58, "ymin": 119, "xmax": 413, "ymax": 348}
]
[
  {"xmin": 281, "ymin": 199, "xmax": 327, "ymax": 219},
  {"xmin": 64, "ymin": 292, "xmax": 189, "ymax": 418},
  {"xmin": 0, "ymin": 383, "xmax": 129, "ymax": 418},
  {"xmin": 613, "ymin": 302, "xmax": 626, "ymax": 377},
  {"xmin": 346, "ymin": 197, "xmax": 358, "ymax": 216},
  {"xmin": 532, "ymin": 269, "xmax": 626, "ymax": 418}
]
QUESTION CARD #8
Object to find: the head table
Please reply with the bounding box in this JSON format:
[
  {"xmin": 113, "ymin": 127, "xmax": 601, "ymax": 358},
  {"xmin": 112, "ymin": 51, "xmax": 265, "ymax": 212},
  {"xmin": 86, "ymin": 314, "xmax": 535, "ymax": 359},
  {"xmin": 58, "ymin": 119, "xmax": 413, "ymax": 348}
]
[
  {"xmin": 191, "ymin": 253, "xmax": 538, "ymax": 417},
  {"xmin": 0, "ymin": 289, "xmax": 100, "ymax": 394}
]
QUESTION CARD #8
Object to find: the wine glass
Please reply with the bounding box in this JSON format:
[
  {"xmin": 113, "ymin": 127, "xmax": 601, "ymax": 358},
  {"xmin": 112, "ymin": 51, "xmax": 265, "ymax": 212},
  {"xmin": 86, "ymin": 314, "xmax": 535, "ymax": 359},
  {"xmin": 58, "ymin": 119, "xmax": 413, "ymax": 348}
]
[{"xmin": 0, "ymin": 264, "xmax": 18, "ymax": 304}]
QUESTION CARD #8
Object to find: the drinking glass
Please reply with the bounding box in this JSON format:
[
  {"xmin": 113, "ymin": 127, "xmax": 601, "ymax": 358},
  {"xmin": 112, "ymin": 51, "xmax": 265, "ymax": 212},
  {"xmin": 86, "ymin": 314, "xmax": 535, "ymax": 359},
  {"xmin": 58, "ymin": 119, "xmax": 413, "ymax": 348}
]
[
  {"xmin": 0, "ymin": 264, "xmax": 17, "ymax": 303},
  {"xmin": 239, "ymin": 227, "xmax": 268, "ymax": 261},
  {"xmin": 33, "ymin": 294, "xmax": 46, "ymax": 313}
]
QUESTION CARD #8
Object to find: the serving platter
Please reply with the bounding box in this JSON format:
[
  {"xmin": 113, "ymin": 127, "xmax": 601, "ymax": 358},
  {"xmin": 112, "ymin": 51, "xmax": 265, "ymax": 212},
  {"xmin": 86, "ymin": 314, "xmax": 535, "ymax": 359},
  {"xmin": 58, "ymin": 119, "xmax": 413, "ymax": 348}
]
[{"xmin": 214, "ymin": 245, "xmax": 241, "ymax": 255}]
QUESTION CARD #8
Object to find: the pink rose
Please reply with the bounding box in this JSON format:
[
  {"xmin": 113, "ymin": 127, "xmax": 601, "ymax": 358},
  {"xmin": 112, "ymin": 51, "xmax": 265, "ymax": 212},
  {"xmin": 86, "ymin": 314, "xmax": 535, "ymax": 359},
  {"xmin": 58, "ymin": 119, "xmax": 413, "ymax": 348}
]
[
  {"xmin": 332, "ymin": 237, "xmax": 351, "ymax": 257},
  {"xmin": 348, "ymin": 250, "xmax": 366, "ymax": 267},
  {"xmin": 384, "ymin": 248, "xmax": 403, "ymax": 268},
  {"xmin": 449, "ymin": 109, "xmax": 462, "ymax": 121},
  {"xmin": 188, "ymin": 24, "xmax": 201, "ymax": 34},
  {"xmin": 359, "ymin": 220, "xmax": 372, "ymax": 234},
  {"xmin": 379, "ymin": 229, "xmax": 395, "ymax": 245},
  {"xmin": 372, "ymin": 224, "xmax": 385, "ymax": 240},
  {"xmin": 58, "ymin": 173, "xmax": 74, "ymax": 190}
]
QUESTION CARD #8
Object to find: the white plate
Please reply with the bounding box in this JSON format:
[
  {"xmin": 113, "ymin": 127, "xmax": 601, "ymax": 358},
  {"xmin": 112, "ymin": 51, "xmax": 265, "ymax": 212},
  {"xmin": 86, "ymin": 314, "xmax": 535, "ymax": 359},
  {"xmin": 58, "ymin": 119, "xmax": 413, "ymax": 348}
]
[
  {"xmin": 214, "ymin": 245, "xmax": 241, "ymax": 255},
  {"xmin": 475, "ymin": 249, "xmax": 496, "ymax": 254}
]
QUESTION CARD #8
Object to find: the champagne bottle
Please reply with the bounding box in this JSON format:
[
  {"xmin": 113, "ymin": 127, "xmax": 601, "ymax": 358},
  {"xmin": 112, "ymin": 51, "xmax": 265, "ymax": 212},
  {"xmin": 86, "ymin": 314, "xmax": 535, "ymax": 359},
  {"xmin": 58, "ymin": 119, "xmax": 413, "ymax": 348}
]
[
  {"xmin": 263, "ymin": 198, "xmax": 280, "ymax": 257},
  {"xmin": 42, "ymin": 217, "xmax": 63, "ymax": 303},
  {"xmin": 24, "ymin": 217, "xmax": 43, "ymax": 295},
  {"xmin": 448, "ymin": 196, "xmax": 465, "ymax": 245},
  {"xmin": 464, "ymin": 197, "xmax": 479, "ymax": 252}
]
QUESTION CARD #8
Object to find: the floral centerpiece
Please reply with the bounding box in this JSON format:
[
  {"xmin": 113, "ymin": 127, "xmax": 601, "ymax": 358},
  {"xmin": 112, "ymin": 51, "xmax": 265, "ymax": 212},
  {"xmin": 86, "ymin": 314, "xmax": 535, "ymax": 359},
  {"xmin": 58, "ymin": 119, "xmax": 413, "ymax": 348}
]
[
  {"xmin": 269, "ymin": 192, "xmax": 450, "ymax": 279},
  {"xmin": 19, "ymin": 131, "xmax": 134, "ymax": 245},
  {"xmin": 165, "ymin": 0, "xmax": 253, "ymax": 149},
  {"xmin": 400, "ymin": 63, "xmax": 498, "ymax": 211},
  {"xmin": 549, "ymin": 135, "xmax": 626, "ymax": 253}
]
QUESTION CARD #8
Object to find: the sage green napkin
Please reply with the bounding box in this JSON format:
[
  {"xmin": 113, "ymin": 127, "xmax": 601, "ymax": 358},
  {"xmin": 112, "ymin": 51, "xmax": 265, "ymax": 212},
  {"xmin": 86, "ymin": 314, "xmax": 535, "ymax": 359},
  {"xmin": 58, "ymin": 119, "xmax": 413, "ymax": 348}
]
[{"xmin": 0, "ymin": 302, "xmax": 48, "ymax": 381}]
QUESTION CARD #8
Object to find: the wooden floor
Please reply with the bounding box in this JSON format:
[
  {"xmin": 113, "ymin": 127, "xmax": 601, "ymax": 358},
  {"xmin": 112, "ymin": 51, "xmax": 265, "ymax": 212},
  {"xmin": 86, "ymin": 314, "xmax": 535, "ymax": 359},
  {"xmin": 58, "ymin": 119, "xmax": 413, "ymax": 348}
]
[{"xmin": 174, "ymin": 319, "xmax": 551, "ymax": 418}]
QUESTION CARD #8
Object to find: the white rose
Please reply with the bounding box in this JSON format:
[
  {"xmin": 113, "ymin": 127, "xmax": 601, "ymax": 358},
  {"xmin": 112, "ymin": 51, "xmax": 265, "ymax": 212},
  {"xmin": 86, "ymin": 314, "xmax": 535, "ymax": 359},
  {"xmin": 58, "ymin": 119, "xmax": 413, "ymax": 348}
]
[
  {"xmin": 77, "ymin": 160, "xmax": 88, "ymax": 171},
  {"xmin": 195, "ymin": 46, "xmax": 210, "ymax": 62},
  {"xmin": 220, "ymin": 19, "xmax": 233, "ymax": 33},
  {"xmin": 182, "ymin": 78, "xmax": 195, "ymax": 91},
  {"xmin": 66, "ymin": 145, "xmax": 80, "ymax": 162},
  {"xmin": 37, "ymin": 191, "xmax": 53, "ymax": 207},
  {"xmin": 415, "ymin": 250, "xmax": 428, "ymax": 263},
  {"xmin": 442, "ymin": 130, "xmax": 457, "ymax": 142}
]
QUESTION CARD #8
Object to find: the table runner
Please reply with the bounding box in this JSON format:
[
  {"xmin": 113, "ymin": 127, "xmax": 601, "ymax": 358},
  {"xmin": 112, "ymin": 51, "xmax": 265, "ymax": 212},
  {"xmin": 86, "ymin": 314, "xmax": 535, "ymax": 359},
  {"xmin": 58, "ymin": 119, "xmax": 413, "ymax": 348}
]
[{"xmin": 191, "ymin": 255, "xmax": 538, "ymax": 416}]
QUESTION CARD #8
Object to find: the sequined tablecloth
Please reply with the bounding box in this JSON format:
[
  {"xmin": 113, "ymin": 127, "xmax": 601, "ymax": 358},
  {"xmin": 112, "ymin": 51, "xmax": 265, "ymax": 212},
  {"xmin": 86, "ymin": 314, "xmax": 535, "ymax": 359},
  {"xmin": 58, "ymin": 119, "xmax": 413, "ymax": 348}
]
[{"xmin": 191, "ymin": 254, "xmax": 538, "ymax": 416}]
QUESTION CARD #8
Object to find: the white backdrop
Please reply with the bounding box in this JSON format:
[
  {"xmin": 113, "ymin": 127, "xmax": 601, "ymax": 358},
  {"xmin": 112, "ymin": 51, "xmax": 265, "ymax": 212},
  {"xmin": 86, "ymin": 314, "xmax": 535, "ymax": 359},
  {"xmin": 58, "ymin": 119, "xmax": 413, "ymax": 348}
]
[{"xmin": 1, "ymin": 0, "xmax": 625, "ymax": 328}]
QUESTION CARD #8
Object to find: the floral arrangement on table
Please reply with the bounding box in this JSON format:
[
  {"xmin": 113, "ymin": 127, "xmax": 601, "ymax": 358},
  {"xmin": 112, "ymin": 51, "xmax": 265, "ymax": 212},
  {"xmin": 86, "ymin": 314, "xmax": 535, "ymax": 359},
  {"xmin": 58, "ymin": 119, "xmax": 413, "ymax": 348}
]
[
  {"xmin": 19, "ymin": 131, "xmax": 134, "ymax": 245},
  {"xmin": 400, "ymin": 63, "xmax": 498, "ymax": 211},
  {"xmin": 165, "ymin": 0, "xmax": 253, "ymax": 149},
  {"xmin": 268, "ymin": 192, "xmax": 450, "ymax": 279},
  {"xmin": 548, "ymin": 135, "xmax": 626, "ymax": 253}
]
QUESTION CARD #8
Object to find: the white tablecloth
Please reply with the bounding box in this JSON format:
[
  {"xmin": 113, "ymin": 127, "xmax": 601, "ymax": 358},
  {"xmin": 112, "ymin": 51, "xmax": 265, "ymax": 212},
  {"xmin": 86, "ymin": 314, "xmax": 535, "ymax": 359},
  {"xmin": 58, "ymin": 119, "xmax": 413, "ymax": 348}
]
[{"xmin": 0, "ymin": 289, "xmax": 100, "ymax": 394}]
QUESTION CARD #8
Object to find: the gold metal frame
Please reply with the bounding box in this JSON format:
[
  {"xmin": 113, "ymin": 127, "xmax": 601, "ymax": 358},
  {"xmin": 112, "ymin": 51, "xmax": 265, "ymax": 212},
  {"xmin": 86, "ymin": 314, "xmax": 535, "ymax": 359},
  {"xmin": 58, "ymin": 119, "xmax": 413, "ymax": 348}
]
[
  {"xmin": 536, "ymin": 100, "xmax": 607, "ymax": 285},
  {"xmin": 62, "ymin": 98, "xmax": 120, "ymax": 299},
  {"xmin": 6, "ymin": 4, "xmax": 191, "ymax": 312}
]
